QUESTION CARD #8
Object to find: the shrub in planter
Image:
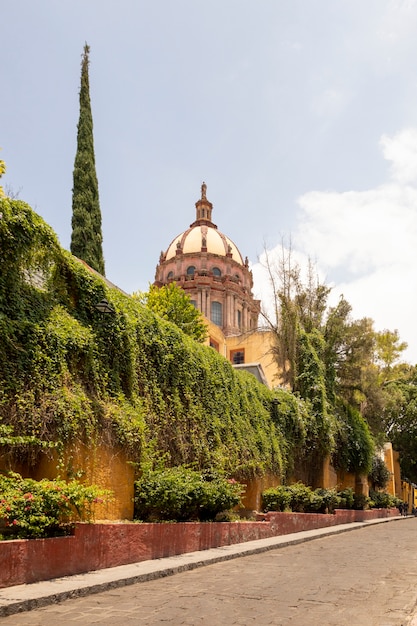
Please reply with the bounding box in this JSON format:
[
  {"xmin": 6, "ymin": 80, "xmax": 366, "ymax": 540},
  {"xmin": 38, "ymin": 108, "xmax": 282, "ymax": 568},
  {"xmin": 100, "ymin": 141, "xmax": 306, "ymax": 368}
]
[
  {"xmin": 198, "ymin": 474, "xmax": 243, "ymax": 521},
  {"xmin": 262, "ymin": 483, "xmax": 341, "ymax": 514},
  {"xmin": 336, "ymin": 488, "xmax": 355, "ymax": 510},
  {"xmin": 311, "ymin": 489, "xmax": 341, "ymax": 514},
  {"xmin": 0, "ymin": 472, "xmax": 110, "ymax": 539},
  {"xmin": 261, "ymin": 486, "xmax": 292, "ymax": 512},
  {"xmin": 134, "ymin": 466, "xmax": 243, "ymax": 522},
  {"xmin": 369, "ymin": 490, "xmax": 400, "ymax": 509},
  {"xmin": 288, "ymin": 483, "xmax": 315, "ymax": 512},
  {"xmin": 352, "ymin": 493, "xmax": 371, "ymax": 510}
]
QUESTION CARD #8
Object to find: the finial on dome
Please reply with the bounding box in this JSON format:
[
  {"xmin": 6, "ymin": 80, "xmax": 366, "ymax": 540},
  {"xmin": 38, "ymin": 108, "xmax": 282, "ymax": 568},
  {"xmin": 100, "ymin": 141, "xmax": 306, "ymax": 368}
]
[{"xmin": 201, "ymin": 181, "xmax": 207, "ymax": 199}]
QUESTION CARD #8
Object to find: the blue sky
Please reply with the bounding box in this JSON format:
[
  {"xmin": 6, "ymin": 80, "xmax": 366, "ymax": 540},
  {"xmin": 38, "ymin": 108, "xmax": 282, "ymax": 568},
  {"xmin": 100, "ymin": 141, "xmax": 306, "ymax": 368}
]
[{"xmin": 2, "ymin": 1, "xmax": 417, "ymax": 362}]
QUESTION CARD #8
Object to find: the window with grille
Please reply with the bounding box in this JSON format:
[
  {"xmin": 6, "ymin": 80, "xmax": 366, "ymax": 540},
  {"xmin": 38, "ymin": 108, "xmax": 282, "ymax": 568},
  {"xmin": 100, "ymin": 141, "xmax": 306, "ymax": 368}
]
[
  {"xmin": 211, "ymin": 301, "xmax": 222, "ymax": 326},
  {"xmin": 230, "ymin": 350, "xmax": 245, "ymax": 365}
]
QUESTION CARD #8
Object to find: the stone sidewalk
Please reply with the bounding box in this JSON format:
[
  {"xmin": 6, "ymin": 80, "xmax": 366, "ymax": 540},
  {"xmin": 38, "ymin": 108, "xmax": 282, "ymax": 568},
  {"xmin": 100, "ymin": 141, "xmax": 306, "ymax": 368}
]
[{"xmin": 1, "ymin": 516, "xmax": 417, "ymax": 624}]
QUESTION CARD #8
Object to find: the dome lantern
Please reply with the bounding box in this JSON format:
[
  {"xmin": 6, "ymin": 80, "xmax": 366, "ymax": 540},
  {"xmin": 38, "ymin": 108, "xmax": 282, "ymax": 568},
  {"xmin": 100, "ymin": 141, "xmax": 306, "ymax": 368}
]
[{"xmin": 192, "ymin": 182, "xmax": 216, "ymax": 227}]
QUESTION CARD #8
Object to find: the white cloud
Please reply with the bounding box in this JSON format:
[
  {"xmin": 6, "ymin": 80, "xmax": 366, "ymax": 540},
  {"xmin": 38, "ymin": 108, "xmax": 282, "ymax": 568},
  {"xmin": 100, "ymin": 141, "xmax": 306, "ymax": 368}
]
[
  {"xmin": 380, "ymin": 128, "xmax": 417, "ymax": 184},
  {"xmin": 252, "ymin": 128, "xmax": 417, "ymax": 364}
]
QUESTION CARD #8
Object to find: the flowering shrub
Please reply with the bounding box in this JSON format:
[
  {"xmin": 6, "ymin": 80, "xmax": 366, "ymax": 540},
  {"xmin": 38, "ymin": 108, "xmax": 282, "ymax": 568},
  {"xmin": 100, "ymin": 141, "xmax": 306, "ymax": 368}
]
[
  {"xmin": 134, "ymin": 466, "xmax": 243, "ymax": 522},
  {"xmin": 0, "ymin": 472, "xmax": 111, "ymax": 539}
]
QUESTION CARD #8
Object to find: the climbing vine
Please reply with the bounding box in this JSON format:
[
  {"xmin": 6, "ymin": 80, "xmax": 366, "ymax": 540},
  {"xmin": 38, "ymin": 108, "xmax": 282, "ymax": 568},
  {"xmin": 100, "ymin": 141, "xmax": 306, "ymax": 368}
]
[{"xmin": 0, "ymin": 198, "xmax": 374, "ymax": 480}]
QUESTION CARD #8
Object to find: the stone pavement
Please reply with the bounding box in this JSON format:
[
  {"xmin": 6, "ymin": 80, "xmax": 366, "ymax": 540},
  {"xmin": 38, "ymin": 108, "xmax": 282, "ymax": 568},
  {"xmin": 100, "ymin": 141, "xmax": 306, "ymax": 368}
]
[{"xmin": 1, "ymin": 516, "xmax": 417, "ymax": 625}]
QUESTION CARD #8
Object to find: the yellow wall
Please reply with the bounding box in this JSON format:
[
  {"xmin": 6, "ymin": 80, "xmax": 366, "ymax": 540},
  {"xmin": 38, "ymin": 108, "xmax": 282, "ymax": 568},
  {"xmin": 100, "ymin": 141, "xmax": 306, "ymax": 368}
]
[
  {"xmin": 204, "ymin": 318, "xmax": 282, "ymax": 389},
  {"xmin": 240, "ymin": 473, "xmax": 280, "ymax": 511},
  {"xmin": 204, "ymin": 319, "xmax": 228, "ymax": 357},
  {"xmin": 383, "ymin": 443, "xmax": 397, "ymax": 496},
  {"xmin": 225, "ymin": 330, "xmax": 280, "ymax": 389},
  {"xmin": 5, "ymin": 444, "xmax": 136, "ymax": 520}
]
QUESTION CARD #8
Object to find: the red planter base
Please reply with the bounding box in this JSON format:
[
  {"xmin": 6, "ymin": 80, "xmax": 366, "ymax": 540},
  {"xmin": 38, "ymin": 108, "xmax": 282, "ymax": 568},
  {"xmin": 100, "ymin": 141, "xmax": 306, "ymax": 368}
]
[{"xmin": 0, "ymin": 508, "xmax": 398, "ymax": 589}]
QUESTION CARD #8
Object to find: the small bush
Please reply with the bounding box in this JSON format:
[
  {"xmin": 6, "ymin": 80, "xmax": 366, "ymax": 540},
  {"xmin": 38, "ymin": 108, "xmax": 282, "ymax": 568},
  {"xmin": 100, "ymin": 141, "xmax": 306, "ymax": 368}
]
[
  {"xmin": 311, "ymin": 488, "xmax": 341, "ymax": 514},
  {"xmin": 262, "ymin": 484, "xmax": 341, "ymax": 514},
  {"xmin": 0, "ymin": 471, "xmax": 111, "ymax": 539},
  {"xmin": 369, "ymin": 490, "xmax": 400, "ymax": 509},
  {"xmin": 288, "ymin": 483, "xmax": 314, "ymax": 512},
  {"xmin": 336, "ymin": 488, "xmax": 355, "ymax": 510},
  {"xmin": 134, "ymin": 466, "xmax": 243, "ymax": 522},
  {"xmin": 352, "ymin": 493, "xmax": 371, "ymax": 510},
  {"xmin": 262, "ymin": 486, "xmax": 292, "ymax": 512}
]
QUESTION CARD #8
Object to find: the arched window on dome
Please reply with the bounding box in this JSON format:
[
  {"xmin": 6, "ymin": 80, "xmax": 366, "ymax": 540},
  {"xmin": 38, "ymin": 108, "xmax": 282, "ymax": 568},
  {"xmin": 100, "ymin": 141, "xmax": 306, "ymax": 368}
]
[
  {"xmin": 211, "ymin": 301, "xmax": 222, "ymax": 327},
  {"xmin": 186, "ymin": 266, "xmax": 196, "ymax": 276},
  {"xmin": 212, "ymin": 267, "xmax": 221, "ymax": 277},
  {"xmin": 167, "ymin": 271, "xmax": 174, "ymax": 281}
]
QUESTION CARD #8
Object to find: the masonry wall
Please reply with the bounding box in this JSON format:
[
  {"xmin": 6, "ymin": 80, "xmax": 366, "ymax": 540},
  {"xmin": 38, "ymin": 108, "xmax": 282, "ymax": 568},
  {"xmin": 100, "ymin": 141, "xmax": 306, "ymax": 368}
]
[{"xmin": 0, "ymin": 509, "xmax": 399, "ymax": 589}]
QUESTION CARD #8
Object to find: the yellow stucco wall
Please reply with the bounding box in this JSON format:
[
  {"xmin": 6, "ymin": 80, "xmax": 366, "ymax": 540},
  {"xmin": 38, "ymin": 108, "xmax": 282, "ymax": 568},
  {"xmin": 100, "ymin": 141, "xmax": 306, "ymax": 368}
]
[
  {"xmin": 26, "ymin": 444, "xmax": 135, "ymax": 520},
  {"xmin": 383, "ymin": 443, "xmax": 397, "ymax": 496},
  {"xmin": 204, "ymin": 319, "xmax": 228, "ymax": 357},
  {"xmin": 204, "ymin": 318, "xmax": 282, "ymax": 389},
  {"xmin": 240, "ymin": 472, "xmax": 281, "ymax": 511},
  {"xmin": 225, "ymin": 330, "xmax": 280, "ymax": 389}
]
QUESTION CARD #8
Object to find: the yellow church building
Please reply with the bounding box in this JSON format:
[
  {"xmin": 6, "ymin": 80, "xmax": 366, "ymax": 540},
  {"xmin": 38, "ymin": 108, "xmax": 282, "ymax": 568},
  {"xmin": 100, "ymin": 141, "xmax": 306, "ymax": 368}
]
[{"xmin": 154, "ymin": 182, "xmax": 280, "ymax": 388}]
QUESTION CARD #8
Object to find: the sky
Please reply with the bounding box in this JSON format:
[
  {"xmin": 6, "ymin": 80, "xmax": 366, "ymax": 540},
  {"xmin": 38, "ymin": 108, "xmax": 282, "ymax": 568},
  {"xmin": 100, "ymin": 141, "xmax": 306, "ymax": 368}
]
[{"xmin": 2, "ymin": 0, "xmax": 417, "ymax": 363}]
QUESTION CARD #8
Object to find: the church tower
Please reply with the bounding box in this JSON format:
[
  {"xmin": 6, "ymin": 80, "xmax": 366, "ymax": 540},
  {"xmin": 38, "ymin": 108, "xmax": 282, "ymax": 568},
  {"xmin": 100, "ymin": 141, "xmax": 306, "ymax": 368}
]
[{"xmin": 154, "ymin": 183, "xmax": 260, "ymax": 337}]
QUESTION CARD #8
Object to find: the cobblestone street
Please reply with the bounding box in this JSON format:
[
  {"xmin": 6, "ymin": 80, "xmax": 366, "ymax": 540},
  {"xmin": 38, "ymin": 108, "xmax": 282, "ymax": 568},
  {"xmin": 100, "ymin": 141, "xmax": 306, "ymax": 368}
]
[{"xmin": 2, "ymin": 518, "xmax": 417, "ymax": 625}]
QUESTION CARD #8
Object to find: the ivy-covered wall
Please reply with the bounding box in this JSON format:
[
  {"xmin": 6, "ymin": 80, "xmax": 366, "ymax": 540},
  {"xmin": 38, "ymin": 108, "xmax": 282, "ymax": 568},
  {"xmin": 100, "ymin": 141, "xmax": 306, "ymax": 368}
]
[{"xmin": 0, "ymin": 198, "xmax": 375, "ymax": 512}]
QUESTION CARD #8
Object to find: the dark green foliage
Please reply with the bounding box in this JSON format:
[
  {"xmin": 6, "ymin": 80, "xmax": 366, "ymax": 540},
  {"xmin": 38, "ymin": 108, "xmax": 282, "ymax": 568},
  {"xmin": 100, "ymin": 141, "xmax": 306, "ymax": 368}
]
[
  {"xmin": 369, "ymin": 489, "xmax": 400, "ymax": 509},
  {"xmin": 369, "ymin": 455, "xmax": 391, "ymax": 490},
  {"xmin": 261, "ymin": 485, "xmax": 292, "ymax": 512},
  {"xmin": 0, "ymin": 197, "xmax": 376, "ymax": 481},
  {"xmin": 134, "ymin": 467, "xmax": 243, "ymax": 521},
  {"xmin": 383, "ymin": 370, "xmax": 417, "ymax": 483},
  {"xmin": 332, "ymin": 400, "xmax": 374, "ymax": 475},
  {"xmin": 0, "ymin": 198, "xmax": 287, "ymax": 476},
  {"xmin": 352, "ymin": 493, "xmax": 371, "ymax": 510},
  {"xmin": 70, "ymin": 44, "xmax": 104, "ymax": 275},
  {"xmin": 261, "ymin": 483, "xmax": 341, "ymax": 514},
  {"xmin": 337, "ymin": 488, "xmax": 355, "ymax": 509},
  {"xmin": 295, "ymin": 328, "xmax": 337, "ymax": 466}
]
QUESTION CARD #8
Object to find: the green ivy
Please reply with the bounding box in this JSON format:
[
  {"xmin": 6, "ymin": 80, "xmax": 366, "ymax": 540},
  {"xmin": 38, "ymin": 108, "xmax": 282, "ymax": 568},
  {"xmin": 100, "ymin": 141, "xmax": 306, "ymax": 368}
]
[
  {"xmin": 0, "ymin": 198, "xmax": 374, "ymax": 482},
  {"xmin": 332, "ymin": 399, "xmax": 375, "ymax": 475}
]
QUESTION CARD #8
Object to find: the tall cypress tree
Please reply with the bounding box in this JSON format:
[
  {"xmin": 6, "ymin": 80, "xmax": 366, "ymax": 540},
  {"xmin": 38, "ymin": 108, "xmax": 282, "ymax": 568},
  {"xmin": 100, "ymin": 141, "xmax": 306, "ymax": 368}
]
[{"xmin": 71, "ymin": 43, "xmax": 105, "ymax": 275}]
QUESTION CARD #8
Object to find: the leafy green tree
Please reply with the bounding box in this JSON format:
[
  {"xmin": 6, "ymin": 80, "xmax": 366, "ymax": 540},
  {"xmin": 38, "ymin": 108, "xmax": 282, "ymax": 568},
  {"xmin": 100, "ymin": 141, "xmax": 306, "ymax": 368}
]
[
  {"xmin": 70, "ymin": 44, "xmax": 105, "ymax": 275},
  {"xmin": 135, "ymin": 283, "xmax": 208, "ymax": 342},
  {"xmin": 261, "ymin": 244, "xmax": 417, "ymax": 481},
  {"xmin": 384, "ymin": 367, "xmax": 417, "ymax": 482},
  {"xmin": 375, "ymin": 329, "xmax": 408, "ymax": 369},
  {"xmin": 0, "ymin": 152, "xmax": 6, "ymax": 197}
]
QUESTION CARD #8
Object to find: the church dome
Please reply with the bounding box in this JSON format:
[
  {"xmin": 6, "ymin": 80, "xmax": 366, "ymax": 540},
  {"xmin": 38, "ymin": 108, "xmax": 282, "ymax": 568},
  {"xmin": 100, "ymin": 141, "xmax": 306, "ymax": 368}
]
[
  {"xmin": 165, "ymin": 225, "xmax": 243, "ymax": 263},
  {"xmin": 163, "ymin": 182, "xmax": 243, "ymax": 264},
  {"xmin": 154, "ymin": 183, "xmax": 259, "ymax": 337}
]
